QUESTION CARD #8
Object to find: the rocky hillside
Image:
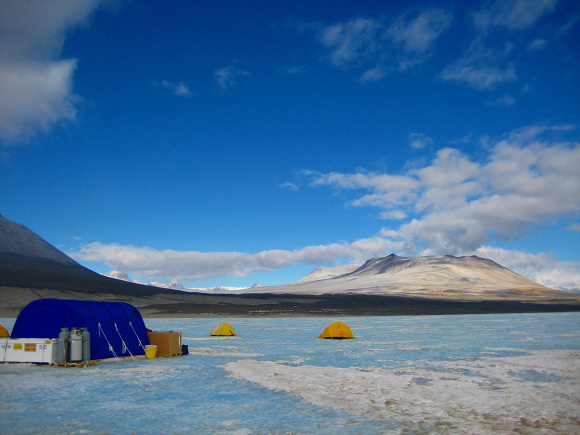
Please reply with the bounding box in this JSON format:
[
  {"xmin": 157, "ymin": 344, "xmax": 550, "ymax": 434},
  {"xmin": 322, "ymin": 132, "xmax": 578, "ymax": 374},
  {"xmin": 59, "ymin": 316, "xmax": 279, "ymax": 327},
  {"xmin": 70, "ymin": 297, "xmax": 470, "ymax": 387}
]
[
  {"xmin": 0, "ymin": 215, "xmax": 182, "ymax": 296},
  {"xmin": 257, "ymin": 253, "xmax": 560, "ymax": 299}
]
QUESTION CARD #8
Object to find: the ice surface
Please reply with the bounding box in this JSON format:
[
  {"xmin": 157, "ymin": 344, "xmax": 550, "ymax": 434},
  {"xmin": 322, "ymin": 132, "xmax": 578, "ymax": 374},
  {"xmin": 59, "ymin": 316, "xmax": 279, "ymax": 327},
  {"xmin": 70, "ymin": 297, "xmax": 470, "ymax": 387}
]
[
  {"xmin": 1, "ymin": 312, "xmax": 579, "ymax": 434},
  {"xmin": 225, "ymin": 349, "xmax": 579, "ymax": 433}
]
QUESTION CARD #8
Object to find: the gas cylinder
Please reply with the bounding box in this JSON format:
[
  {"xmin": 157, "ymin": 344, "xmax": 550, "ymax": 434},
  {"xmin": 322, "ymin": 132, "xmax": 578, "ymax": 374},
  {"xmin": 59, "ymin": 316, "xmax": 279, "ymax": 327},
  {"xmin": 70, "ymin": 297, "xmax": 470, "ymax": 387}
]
[
  {"xmin": 81, "ymin": 328, "xmax": 91, "ymax": 362},
  {"xmin": 56, "ymin": 328, "xmax": 69, "ymax": 363},
  {"xmin": 69, "ymin": 328, "xmax": 83, "ymax": 362}
]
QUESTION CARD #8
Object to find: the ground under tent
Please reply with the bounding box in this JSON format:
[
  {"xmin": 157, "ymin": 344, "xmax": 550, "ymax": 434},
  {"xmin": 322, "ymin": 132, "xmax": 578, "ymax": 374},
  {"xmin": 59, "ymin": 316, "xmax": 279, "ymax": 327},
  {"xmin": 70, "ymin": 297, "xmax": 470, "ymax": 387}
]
[{"xmin": 10, "ymin": 299, "xmax": 149, "ymax": 360}]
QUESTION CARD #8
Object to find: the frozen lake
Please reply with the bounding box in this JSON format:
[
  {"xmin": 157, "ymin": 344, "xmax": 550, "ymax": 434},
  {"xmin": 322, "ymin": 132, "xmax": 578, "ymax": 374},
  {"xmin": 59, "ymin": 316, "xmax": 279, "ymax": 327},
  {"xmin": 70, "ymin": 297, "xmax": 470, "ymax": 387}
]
[{"xmin": 1, "ymin": 312, "xmax": 579, "ymax": 434}]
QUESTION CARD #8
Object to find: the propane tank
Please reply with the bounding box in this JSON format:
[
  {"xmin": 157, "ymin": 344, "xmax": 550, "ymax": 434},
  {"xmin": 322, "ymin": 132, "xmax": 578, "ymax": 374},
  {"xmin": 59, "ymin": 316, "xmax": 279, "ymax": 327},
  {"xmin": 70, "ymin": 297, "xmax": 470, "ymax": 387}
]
[
  {"xmin": 81, "ymin": 328, "xmax": 91, "ymax": 362},
  {"xmin": 69, "ymin": 328, "xmax": 83, "ymax": 362},
  {"xmin": 56, "ymin": 328, "xmax": 69, "ymax": 363}
]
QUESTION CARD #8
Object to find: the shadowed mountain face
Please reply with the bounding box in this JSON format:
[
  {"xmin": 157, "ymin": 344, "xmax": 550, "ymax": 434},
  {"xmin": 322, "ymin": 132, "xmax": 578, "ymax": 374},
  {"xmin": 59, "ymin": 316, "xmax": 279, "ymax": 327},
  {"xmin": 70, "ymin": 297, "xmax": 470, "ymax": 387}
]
[
  {"xmin": 0, "ymin": 215, "xmax": 179, "ymax": 296},
  {"xmin": 0, "ymin": 215, "xmax": 77, "ymax": 265}
]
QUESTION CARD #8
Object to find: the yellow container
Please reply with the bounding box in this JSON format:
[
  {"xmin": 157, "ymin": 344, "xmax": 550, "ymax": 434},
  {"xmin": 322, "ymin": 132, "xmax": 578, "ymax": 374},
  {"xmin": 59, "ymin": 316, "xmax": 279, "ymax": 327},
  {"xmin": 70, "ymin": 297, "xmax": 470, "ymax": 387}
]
[{"xmin": 145, "ymin": 345, "xmax": 157, "ymax": 359}]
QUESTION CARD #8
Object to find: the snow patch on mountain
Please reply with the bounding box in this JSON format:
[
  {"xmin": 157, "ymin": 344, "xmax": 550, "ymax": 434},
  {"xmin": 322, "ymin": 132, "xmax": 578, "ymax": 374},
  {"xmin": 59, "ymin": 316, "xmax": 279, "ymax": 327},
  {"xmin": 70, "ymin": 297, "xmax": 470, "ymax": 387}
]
[
  {"xmin": 296, "ymin": 264, "xmax": 361, "ymax": 283},
  {"xmin": 104, "ymin": 271, "xmax": 130, "ymax": 281},
  {"xmin": 102, "ymin": 271, "xmax": 253, "ymax": 292}
]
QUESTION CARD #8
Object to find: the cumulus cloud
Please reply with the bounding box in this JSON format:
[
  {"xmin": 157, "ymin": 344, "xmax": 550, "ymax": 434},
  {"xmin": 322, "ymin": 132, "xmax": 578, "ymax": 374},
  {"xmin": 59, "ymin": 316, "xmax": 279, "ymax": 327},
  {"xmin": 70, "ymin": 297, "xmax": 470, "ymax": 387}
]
[
  {"xmin": 303, "ymin": 123, "xmax": 580, "ymax": 287},
  {"xmin": 468, "ymin": 246, "xmax": 580, "ymax": 292},
  {"xmin": 312, "ymin": 8, "xmax": 451, "ymax": 82},
  {"xmin": 0, "ymin": 0, "xmax": 105, "ymax": 144},
  {"xmin": 72, "ymin": 237, "xmax": 403, "ymax": 281}
]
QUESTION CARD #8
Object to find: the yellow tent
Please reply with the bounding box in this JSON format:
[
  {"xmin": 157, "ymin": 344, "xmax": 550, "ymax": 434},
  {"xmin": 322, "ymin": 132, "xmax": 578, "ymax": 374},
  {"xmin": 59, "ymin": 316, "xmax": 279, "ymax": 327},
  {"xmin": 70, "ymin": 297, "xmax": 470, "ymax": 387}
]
[
  {"xmin": 210, "ymin": 322, "xmax": 237, "ymax": 336},
  {"xmin": 318, "ymin": 322, "xmax": 354, "ymax": 339},
  {"xmin": 0, "ymin": 323, "xmax": 9, "ymax": 338}
]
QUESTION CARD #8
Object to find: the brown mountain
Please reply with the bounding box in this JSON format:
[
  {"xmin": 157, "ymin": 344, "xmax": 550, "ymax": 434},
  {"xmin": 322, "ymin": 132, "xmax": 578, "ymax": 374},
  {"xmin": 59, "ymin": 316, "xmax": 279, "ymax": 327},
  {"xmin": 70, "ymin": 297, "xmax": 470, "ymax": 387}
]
[{"xmin": 261, "ymin": 254, "xmax": 553, "ymax": 298}]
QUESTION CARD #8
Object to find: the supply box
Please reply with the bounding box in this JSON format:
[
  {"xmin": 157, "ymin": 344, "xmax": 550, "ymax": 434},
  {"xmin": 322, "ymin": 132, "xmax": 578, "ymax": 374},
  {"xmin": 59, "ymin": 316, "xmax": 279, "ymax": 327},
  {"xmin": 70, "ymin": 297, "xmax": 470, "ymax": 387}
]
[
  {"xmin": 148, "ymin": 331, "xmax": 182, "ymax": 356},
  {"xmin": 1, "ymin": 338, "xmax": 57, "ymax": 364}
]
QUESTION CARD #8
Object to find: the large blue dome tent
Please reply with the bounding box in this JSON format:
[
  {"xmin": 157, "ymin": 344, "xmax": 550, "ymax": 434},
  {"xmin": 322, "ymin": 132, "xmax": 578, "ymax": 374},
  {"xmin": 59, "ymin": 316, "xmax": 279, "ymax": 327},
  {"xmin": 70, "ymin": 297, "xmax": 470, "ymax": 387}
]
[{"xmin": 11, "ymin": 299, "xmax": 149, "ymax": 360}]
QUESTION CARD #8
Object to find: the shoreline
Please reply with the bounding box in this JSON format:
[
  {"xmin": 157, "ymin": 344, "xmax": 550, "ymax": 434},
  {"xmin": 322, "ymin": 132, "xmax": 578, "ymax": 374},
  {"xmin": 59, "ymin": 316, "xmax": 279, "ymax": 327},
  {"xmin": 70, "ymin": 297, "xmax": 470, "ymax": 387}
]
[{"xmin": 2, "ymin": 285, "xmax": 578, "ymax": 318}]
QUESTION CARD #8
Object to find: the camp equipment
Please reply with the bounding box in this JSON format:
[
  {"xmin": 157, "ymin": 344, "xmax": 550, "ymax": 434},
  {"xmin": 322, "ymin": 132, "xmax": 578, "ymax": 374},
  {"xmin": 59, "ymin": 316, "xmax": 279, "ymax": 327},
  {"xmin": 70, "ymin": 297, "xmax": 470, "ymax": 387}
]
[
  {"xmin": 56, "ymin": 328, "xmax": 69, "ymax": 363},
  {"xmin": 210, "ymin": 322, "xmax": 236, "ymax": 336},
  {"xmin": 0, "ymin": 324, "xmax": 9, "ymax": 338},
  {"xmin": 10, "ymin": 299, "xmax": 149, "ymax": 361},
  {"xmin": 69, "ymin": 328, "xmax": 83, "ymax": 362},
  {"xmin": 148, "ymin": 331, "xmax": 182, "ymax": 356},
  {"xmin": 145, "ymin": 345, "xmax": 157, "ymax": 359},
  {"xmin": 1, "ymin": 338, "xmax": 57, "ymax": 363},
  {"xmin": 82, "ymin": 328, "xmax": 91, "ymax": 362},
  {"xmin": 317, "ymin": 322, "xmax": 354, "ymax": 339}
]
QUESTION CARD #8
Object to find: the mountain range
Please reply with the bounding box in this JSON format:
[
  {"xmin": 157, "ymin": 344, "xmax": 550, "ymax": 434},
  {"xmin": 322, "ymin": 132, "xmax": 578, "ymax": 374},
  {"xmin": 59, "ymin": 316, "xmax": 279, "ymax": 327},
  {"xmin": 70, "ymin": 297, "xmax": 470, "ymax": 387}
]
[{"xmin": 1, "ymin": 214, "xmax": 579, "ymax": 317}]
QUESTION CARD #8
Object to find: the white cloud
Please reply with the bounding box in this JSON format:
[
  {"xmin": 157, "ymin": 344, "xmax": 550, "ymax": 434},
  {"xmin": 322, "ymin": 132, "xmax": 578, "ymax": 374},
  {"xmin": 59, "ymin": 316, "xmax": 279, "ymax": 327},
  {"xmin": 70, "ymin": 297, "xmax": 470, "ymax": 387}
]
[
  {"xmin": 472, "ymin": 0, "xmax": 557, "ymax": 31},
  {"xmin": 441, "ymin": 0, "xmax": 559, "ymax": 91},
  {"xmin": 158, "ymin": 80, "xmax": 192, "ymax": 97},
  {"xmin": 0, "ymin": 60, "xmax": 78, "ymax": 142},
  {"xmin": 388, "ymin": 8, "xmax": 452, "ymax": 70},
  {"xmin": 494, "ymin": 94, "xmax": 516, "ymax": 105},
  {"xmin": 320, "ymin": 17, "xmax": 382, "ymax": 69},
  {"xmin": 72, "ymin": 237, "xmax": 403, "ymax": 281},
  {"xmin": 0, "ymin": 0, "xmax": 105, "ymax": 144},
  {"xmin": 468, "ymin": 246, "xmax": 580, "ymax": 292},
  {"xmin": 281, "ymin": 182, "xmax": 299, "ymax": 192},
  {"xmin": 313, "ymin": 8, "xmax": 451, "ymax": 82},
  {"xmin": 214, "ymin": 64, "xmax": 251, "ymax": 90},
  {"xmin": 381, "ymin": 210, "xmax": 407, "ymax": 220},
  {"xmin": 304, "ymin": 169, "xmax": 420, "ymax": 210},
  {"xmin": 305, "ymin": 123, "xmax": 580, "ymax": 262},
  {"xmin": 529, "ymin": 38, "xmax": 548, "ymax": 50},
  {"xmin": 279, "ymin": 65, "xmax": 308, "ymax": 75},
  {"xmin": 408, "ymin": 132, "xmax": 433, "ymax": 150},
  {"xmin": 440, "ymin": 44, "xmax": 517, "ymax": 90}
]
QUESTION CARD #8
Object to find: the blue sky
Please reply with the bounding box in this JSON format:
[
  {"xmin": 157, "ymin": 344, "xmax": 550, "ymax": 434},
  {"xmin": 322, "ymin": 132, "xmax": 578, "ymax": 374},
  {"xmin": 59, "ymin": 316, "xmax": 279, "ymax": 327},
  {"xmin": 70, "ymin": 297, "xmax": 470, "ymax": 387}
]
[{"xmin": 1, "ymin": 0, "xmax": 579, "ymax": 290}]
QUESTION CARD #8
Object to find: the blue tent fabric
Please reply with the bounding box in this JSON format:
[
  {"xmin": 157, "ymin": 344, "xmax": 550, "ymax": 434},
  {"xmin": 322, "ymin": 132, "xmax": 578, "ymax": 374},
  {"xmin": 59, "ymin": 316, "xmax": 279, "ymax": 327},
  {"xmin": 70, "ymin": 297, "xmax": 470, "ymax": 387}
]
[{"xmin": 11, "ymin": 299, "xmax": 149, "ymax": 360}]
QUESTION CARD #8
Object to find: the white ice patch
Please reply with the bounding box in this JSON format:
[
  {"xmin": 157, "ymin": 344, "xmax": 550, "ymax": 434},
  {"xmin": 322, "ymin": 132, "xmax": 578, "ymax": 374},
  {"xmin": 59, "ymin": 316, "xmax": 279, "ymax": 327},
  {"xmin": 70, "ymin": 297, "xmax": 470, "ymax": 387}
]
[
  {"xmin": 224, "ymin": 349, "xmax": 580, "ymax": 433},
  {"xmin": 189, "ymin": 347, "xmax": 262, "ymax": 358}
]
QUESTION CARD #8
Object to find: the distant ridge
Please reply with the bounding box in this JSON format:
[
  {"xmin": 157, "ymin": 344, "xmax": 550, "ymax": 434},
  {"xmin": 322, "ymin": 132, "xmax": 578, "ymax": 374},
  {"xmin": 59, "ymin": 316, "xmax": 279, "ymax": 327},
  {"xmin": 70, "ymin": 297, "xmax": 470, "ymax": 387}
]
[{"xmin": 1, "ymin": 215, "xmax": 579, "ymax": 317}]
